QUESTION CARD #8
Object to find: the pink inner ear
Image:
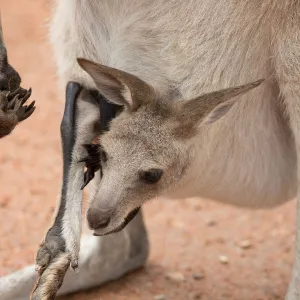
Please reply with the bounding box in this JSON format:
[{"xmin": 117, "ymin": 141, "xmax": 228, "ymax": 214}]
[
  {"xmin": 204, "ymin": 100, "xmax": 236, "ymax": 125},
  {"xmin": 78, "ymin": 58, "xmax": 157, "ymax": 111},
  {"xmin": 78, "ymin": 58, "xmax": 133, "ymax": 107},
  {"xmin": 120, "ymin": 85, "xmax": 133, "ymax": 106}
]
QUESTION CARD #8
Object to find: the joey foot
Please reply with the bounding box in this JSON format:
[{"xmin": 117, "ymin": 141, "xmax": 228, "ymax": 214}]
[
  {"xmin": 0, "ymin": 87, "xmax": 35, "ymax": 138},
  {"xmin": 31, "ymin": 252, "xmax": 70, "ymax": 300},
  {"xmin": 33, "ymin": 227, "xmax": 73, "ymax": 299},
  {"xmin": 36, "ymin": 226, "xmax": 78, "ymax": 274}
]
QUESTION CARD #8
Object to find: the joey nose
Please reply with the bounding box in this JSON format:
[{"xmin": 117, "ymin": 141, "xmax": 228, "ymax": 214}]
[{"xmin": 87, "ymin": 208, "xmax": 111, "ymax": 230}]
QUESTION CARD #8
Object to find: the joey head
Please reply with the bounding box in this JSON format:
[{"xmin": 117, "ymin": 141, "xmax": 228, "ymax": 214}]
[{"xmin": 78, "ymin": 58, "xmax": 264, "ymax": 236}]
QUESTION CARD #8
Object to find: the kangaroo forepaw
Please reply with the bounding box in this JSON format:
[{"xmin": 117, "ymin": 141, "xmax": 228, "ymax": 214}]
[
  {"xmin": 0, "ymin": 87, "xmax": 35, "ymax": 138},
  {"xmin": 6, "ymin": 87, "xmax": 36, "ymax": 122}
]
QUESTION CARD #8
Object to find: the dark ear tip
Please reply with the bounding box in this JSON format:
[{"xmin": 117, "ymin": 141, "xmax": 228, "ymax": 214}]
[
  {"xmin": 77, "ymin": 58, "xmax": 96, "ymax": 70},
  {"xmin": 77, "ymin": 58, "xmax": 101, "ymax": 73},
  {"xmin": 77, "ymin": 58, "xmax": 87, "ymax": 68}
]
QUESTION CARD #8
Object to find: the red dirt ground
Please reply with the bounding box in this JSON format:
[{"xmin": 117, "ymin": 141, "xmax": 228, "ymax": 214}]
[{"xmin": 0, "ymin": 1, "xmax": 296, "ymax": 299}]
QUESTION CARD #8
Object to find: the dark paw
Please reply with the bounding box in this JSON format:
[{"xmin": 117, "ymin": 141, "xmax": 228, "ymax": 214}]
[
  {"xmin": 0, "ymin": 88, "xmax": 35, "ymax": 137},
  {"xmin": 5, "ymin": 87, "xmax": 36, "ymax": 122},
  {"xmin": 36, "ymin": 228, "xmax": 67, "ymax": 275}
]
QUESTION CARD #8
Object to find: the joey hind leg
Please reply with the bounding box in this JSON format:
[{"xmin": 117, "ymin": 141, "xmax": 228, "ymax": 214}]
[
  {"xmin": 35, "ymin": 82, "xmax": 83, "ymax": 276},
  {"xmin": 0, "ymin": 210, "xmax": 148, "ymax": 300},
  {"xmin": 35, "ymin": 86, "xmax": 106, "ymax": 275},
  {"xmin": 32, "ymin": 86, "xmax": 119, "ymax": 299},
  {"xmin": 32, "ymin": 82, "xmax": 87, "ymax": 299}
]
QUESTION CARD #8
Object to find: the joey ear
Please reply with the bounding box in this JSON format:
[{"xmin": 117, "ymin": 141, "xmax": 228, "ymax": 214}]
[
  {"xmin": 77, "ymin": 58, "xmax": 155, "ymax": 110},
  {"xmin": 178, "ymin": 79, "xmax": 264, "ymax": 125}
]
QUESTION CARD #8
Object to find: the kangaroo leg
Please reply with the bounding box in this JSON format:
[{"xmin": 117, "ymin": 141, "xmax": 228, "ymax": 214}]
[
  {"xmin": 0, "ymin": 211, "xmax": 148, "ymax": 300},
  {"xmin": 27, "ymin": 84, "xmax": 149, "ymax": 299},
  {"xmin": 31, "ymin": 83, "xmax": 97, "ymax": 299}
]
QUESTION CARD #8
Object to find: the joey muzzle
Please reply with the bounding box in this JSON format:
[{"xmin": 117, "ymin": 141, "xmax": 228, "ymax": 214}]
[{"xmin": 90, "ymin": 206, "xmax": 141, "ymax": 235}]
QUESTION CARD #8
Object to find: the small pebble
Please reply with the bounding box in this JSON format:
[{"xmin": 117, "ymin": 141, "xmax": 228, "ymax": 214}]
[
  {"xmin": 219, "ymin": 255, "xmax": 229, "ymax": 264},
  {"xmin": 0, "ymin": 196, "xmax": 10, "ymax": 208},
  {"xmin": 165, "ymin": 272, "xmax": 185, "ymax": 282},
  {"xmin": 207, "ymin": 220, "xmax": 217, "ymax": 227},
  {"xmin": 192, "ymin": 273, "xmax": 204, "ymax": 280},
  {"xmin": 239, "ymin": 240, "xmax": 252, "ymax": 249},
  {"xmin": 191, "ymin": 293, "xmax": 202, "ymax": 299},
  {"xmin": 154, "ymin": 295, "xmax": 167, "ymax": 300}
]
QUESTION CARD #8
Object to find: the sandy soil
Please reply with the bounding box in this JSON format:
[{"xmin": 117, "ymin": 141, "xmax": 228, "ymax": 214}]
[{"xmin": 0, "ymin": 1, "xmax": 296, "ymax": 299}]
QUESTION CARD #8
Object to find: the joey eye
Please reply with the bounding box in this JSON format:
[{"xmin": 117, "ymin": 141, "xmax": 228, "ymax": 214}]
[{"xmin": 139, "ymin": 169, "xmax": 163, "ymax": 184}]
